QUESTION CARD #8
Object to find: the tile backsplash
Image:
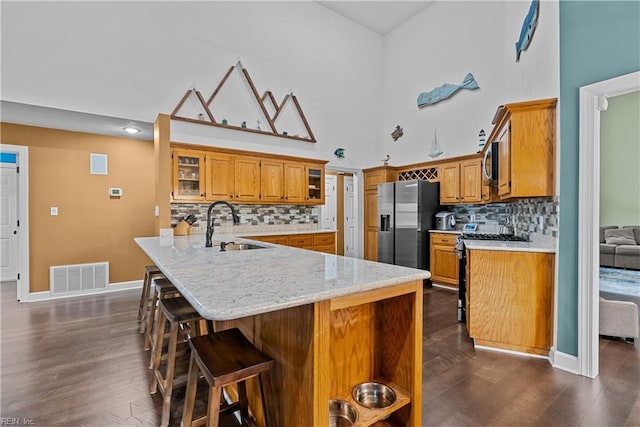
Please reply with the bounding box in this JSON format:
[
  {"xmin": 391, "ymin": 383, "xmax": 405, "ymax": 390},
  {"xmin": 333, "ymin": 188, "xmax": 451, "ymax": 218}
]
[
  {"xmin": 450, "ymin": 196, "xmax": 558, "ymax": 240},
  {"xmin": 171, "ymin": 203, "xmax": 319, "ymax": 233}
]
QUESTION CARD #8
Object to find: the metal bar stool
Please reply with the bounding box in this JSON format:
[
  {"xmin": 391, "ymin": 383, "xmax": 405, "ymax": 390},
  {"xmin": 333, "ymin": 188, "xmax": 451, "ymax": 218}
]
[
  {"xmin": 145, "ymin": 277, "xmax": 180, "ymax": 351},
  {"xmin": 182, "ymin": 327, "xmax": 274, "ymax": 427},
  {"xmin": 150, "ymin": 296, "xmax": 206, "ymax": 427},
  {"xmin": 137, "ymin": 265, "xmax": 164, "ymax": 334}
]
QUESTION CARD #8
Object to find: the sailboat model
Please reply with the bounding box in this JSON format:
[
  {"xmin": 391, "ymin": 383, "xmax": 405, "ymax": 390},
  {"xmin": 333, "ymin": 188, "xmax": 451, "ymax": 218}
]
[{"xmin": 428, "ymin": 129, "xmax": 443, "ymax": 158}]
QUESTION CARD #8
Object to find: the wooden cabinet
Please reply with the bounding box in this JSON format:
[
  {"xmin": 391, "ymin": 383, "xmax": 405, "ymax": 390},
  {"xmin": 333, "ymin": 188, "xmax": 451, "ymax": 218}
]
[
  {"xmin": 363, "ymin": 166, "xmax": 397, "ymax": 261},
  {"xmin": 260, "ymin": 159, "xmax": 285, "ymax": 203},
  {"xmin": 305, "ymin": 164, "xmax": 324, "ymax": 204},
  {"xmin": 429, "ymin": 233, "xmax": 459, "ymax": 288},
  {"xmin": 205, "ymin": 152, "xmax": 235, "ymax": 201},
  {"xmin": 439, "ymin": 162, "xmax": 460, "ymax": 204},
  {"xmin": 233, "ymin": 156, "xmax": 261, "ymax": 202},
  {"xmin": 171, "ymin": 145, "xmax": 327, "ymax": 205},
  {"xmin": 467, "ymin": 249, "xmax": 555, "ymax": 356},
  {"xmin": 284, "ymin": 162, "xmax": 306, "ymax": 203},
  {"xmin": 172, "ymin": 149, "xmax": 206, "ymax": 201},
  {"xmin": 439, "ymin": 158, "xmax": 482, "ymax": 205},
  {"xmin": 248, "ymin": 231, "xmax": 336, "ymax": 254},
  {"xmin": 489, "ymin": 98, "xmax": 557, "ymax": 200}
]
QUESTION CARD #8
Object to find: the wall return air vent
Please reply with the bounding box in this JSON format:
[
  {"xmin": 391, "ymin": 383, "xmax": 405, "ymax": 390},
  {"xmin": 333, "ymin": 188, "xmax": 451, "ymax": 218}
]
[
  {"xmin": 171, "ymin": 60, "xmax": 316, "ymax": 143},
  {"xmin": 50, "ymin": 262, "xmax": 109, "ymax": 295}
]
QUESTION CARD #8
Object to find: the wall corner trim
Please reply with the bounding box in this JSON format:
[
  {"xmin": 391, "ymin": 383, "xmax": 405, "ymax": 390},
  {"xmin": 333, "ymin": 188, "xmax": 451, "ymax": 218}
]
[{"xmin": 550, "ymin": 347, "xmax": 582, "ymax": 376}]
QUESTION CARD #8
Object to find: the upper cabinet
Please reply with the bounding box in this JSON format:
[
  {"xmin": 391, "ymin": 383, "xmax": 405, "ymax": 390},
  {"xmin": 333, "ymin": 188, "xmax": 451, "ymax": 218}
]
[
  {"xmin": 205, "ymin": 152, "xmax": 235, "ymax": 201},
  {"xmin": 234, "ymin": 155, "xmax": 261, "ymax": 202},
  {"xmin": 172, "ymin": 149, "xmax": 206, "ymax": 201},
  {"xmin": 171, "ymin": 146, "xmax": 327, "ymax": 205},
  {"xmin": 439, "ymin": 158, "xmax": 482, "ymax": 205},
  {"xmin": 306, "ymin": 164, "xmax": 324, "ymax": 204},
  {"xmin": 489, "ymin": 98, "xmax": 557, "ymax": 200}
]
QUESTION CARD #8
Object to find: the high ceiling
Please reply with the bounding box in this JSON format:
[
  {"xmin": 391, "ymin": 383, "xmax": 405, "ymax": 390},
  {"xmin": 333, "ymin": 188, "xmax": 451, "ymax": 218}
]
[
  {"xmin": 1, "ymin": 2, "xmax": 435, "ymax": 140},
  {"xmin": 316, "ymin": 1, "xmax": 434, "ymax": 35}
]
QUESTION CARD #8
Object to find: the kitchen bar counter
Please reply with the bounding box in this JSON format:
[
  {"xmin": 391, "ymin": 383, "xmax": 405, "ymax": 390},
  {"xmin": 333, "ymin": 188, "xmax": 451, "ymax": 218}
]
[
  {"xmin": 135, "ymin": 235, "xmax": 427, "ymax": 320},
  {"xmin": 135, "ymin": 234, "xmax": 427, "ymax": 426}
]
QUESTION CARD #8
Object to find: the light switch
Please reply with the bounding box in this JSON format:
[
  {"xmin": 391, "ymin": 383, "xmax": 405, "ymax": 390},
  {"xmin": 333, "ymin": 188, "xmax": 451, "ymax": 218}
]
[{"xmin": 50, "ymin": 207, "xmax": 58, "ymax": 216}]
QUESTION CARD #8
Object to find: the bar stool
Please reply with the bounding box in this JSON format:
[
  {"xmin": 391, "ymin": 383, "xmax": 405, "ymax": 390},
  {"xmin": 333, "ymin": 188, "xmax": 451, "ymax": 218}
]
[
  {"xmin": 150, "ymin": 296, "xmax": 206, "ymax": 427},
  {"xmin": 137, "ymin": 265, "xmax": 164, "ymax": 334},
  {"xmin": 182, "ymin": 328, "xmax": 274, "ymax": 427},
  {"xmin": 144, "ymin": 277, "xmax": 180, "ymax": 351}
]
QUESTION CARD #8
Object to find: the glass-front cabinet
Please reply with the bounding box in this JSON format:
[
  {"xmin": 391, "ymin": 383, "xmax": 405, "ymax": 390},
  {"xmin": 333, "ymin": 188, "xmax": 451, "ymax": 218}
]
[
  {"xmin": 172, "ymin": 149, "xmax": 205, "ymax": 201},
  {"xmin": 306, "ymin": 164, "xmax": 324, "ymax": 204}
]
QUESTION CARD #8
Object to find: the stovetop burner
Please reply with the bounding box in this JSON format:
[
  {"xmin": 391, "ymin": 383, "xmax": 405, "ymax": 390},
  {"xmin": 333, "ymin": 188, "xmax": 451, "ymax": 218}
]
[{"xmin": 462, "ymin": 233, "xmax": 529, "ymax": 242}]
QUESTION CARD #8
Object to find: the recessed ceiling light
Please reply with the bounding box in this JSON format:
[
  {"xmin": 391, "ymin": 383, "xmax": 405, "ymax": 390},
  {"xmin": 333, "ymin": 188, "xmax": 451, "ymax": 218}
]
[{"xmin": 123, "ymin": 127, "xmax": 141, "ymax": 134}]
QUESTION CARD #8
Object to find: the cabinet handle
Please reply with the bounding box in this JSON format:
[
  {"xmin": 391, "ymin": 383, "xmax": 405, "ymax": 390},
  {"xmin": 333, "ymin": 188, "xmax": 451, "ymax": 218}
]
[{"xmin": 229, "ymin": 194, "xmax": 233, "ymax": 198}]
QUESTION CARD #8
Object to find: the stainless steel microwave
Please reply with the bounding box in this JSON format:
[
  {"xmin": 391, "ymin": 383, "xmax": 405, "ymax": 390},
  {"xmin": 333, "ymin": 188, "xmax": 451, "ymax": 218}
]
[{"xmin": 482, "ymin": 141, "xmax": 499, "ymax": 181}]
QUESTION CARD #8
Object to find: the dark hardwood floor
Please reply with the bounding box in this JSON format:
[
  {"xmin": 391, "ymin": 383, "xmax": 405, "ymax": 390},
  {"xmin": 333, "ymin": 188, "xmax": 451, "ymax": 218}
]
[{"xmin": 1, "ymin": 282, "xmax": 638, "ymax": 426}]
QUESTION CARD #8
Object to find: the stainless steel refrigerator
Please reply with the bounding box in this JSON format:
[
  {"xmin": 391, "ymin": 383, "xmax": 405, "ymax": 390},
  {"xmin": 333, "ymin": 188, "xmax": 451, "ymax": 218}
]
[{"xmin": 378, "ymin": 180, "xmax": 440, "ymax": 271}]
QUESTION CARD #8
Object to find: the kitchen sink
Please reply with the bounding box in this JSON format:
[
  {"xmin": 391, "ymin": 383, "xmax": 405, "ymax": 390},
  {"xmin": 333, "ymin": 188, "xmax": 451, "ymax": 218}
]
[{"xmin": 218, "ymin": 242, "xmax": 268, "ymax": 251}]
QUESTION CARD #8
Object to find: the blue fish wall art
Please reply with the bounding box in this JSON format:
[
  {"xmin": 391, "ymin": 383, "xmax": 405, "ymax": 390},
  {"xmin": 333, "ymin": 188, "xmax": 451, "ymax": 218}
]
[
  {"xmin": 515, "ymin": 0, "xmax": 539, "ymax": 62},
  {"xmin": 334, "ymin": 148, "xmax": 345, "ymax": 159},
  {"xmin": 417, "ymin": 73, "xmax": 479, "ymax": 108}
]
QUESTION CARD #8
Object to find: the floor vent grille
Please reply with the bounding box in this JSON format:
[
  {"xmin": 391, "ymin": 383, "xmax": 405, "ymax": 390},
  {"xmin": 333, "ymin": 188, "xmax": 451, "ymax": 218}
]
[{"xmin": 50, "ymin": 262, "xmax": 109, "ymax": 295}]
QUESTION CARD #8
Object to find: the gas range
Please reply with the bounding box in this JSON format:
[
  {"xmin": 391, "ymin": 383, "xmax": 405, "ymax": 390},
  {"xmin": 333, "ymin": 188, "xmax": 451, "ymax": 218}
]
[{"xmin": 461, "ymin": 233, "xmax": 529, "ymax": 242}]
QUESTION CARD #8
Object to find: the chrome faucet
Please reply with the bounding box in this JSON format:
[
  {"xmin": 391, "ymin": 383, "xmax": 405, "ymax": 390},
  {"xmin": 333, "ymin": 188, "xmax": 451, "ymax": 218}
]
[{"xmin": 205, "ymin": 201, "xmax": 240, "ymax": 247}]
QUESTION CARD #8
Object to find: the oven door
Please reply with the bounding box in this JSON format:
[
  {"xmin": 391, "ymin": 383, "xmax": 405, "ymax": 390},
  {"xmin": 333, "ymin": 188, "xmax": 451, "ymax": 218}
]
[{"xmin": 455, "ymin": 236, "xmax": 466, "ymax": 323}]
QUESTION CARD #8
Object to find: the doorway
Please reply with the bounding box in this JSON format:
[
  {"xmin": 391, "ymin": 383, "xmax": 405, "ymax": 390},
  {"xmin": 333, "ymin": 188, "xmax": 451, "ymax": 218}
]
[
  {"xmin": 0, "ymin": 144, "xmax": 29, "ymax": 301},
  {"xmin": 578, "ymin": 71, "xmax": 640, "ymax": 378},
  {"xmin": 322, "ymin": 169, "xmax": 360, "ymax": 257}
]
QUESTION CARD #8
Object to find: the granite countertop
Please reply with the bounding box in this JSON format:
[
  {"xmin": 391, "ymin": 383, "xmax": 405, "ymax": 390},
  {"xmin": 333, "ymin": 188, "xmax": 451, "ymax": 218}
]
[
  {"xmin": 463, "ymin": 238, "xmax": 556, "ymax": 254},
  {"xmin": 135, "ymin": 235, "xmax": 429, "ymax": 321},
  {"xmin": 429, "ymin": 229, "xmax": 462, "ymax": 234}
]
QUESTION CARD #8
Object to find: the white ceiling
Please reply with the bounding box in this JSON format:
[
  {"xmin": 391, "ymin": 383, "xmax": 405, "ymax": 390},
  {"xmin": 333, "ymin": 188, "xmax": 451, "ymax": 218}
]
[
  {"xmin": 1, "ymin": 1, "xmax": 435, "ymax": 140},
  {"xmin": 316, "ymin": 1, "xmax": 434, "ymax": 35}
]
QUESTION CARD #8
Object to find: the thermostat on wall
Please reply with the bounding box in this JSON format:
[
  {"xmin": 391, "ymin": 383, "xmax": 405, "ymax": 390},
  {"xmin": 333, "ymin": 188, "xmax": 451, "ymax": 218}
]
[{"xmin": 108, "ymin": 187, "xmax": 123, "ymax": 197}]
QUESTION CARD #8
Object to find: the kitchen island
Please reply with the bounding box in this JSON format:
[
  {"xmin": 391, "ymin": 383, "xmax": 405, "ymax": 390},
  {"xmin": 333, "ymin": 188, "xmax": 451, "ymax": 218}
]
[{"xmin": 136, "ymin": 234, "xmax": 429, "ymax": 427}]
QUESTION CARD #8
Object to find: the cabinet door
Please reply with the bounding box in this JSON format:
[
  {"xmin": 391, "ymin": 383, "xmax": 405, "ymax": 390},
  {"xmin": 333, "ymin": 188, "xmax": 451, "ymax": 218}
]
[
  {"xmin": 439, "ymin": 162, "xmax": 460, "ymax": 204},
  {"xmin": 234, "ymin": 156, "xmax": 261, "ymax": 202},
  {"xmin": 364, "ymin": 190, "xmax": 378, "ymax": 261},
  {"xmin": 205, "ymin": 152, "xmax": 235, "ymax": 201},
  {"xmin": 261, "ymin": 159, "xmax": 284, "ymax": 203},
  {"xmin": 283, "ymin": 162, "xmax": 306, "ymax": 203},
  {"xmin": 172, "ymin": 149, "xmax": 205, "ymax": 201},
  {"xmin": 497, "ymin": 123, "xmax": 511, "ymax": 197},
  {"xmin": 459, "ymin": 158, "xmax": 482, "ymax": 204},
  {"xmin": 306, "ymin": 164, "xmax": 324, "ymax": 204},
  {"xmin": 429, "ymin": 234, "xmax": 459, "ymax": 287},
  {"xmin": 365, "ymin": 227, "xmax": 378, "ymax": 261}
]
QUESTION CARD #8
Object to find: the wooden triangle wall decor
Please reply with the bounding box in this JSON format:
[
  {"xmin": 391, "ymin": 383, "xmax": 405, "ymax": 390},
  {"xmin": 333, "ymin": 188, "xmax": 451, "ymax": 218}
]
[{"xmin": 170, "ymin": 61, "xmax": 316, "ymax": 143}]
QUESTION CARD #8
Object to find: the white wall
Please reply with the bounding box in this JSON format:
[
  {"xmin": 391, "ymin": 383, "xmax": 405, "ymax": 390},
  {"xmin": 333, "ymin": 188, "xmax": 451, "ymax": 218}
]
[
  {"xmin": 1, "ymin": 2, "xmax": 384, "ymax": 170},
  {"xmin": 381, "ymin": 1, "xmax": 559, "ymax": 166}
]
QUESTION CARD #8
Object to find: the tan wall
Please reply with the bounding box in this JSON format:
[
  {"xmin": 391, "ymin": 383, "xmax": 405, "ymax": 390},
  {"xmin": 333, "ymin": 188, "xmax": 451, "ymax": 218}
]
[{"xmin": 1, "ymin": 123, "xmax": 155, "ymax": 293}]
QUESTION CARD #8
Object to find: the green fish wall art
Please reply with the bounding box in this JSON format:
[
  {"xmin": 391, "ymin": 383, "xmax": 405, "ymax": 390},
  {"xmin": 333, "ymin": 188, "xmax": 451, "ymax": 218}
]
[{"xmin": 334, "ymin": 148, "xmax": 345, "ymax": 159}]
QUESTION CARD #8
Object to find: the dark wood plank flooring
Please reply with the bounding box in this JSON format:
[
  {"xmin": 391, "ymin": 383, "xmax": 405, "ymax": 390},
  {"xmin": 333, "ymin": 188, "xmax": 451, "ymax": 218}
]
[{"xmin": 1, "ymin": 282, "xmax": 638, "ymax": 426}]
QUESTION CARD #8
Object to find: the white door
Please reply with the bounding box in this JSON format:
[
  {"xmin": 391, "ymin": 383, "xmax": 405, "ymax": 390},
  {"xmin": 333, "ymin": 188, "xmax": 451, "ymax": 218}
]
[
  {"xmin": 322, "ymin": 175, "xmax": 337, "ymax": 231},
  {"xmin": 0, "ymin": 163, "xmax": 18, "ymax": 281},
  {"xmin": 344, "ymin": 176, "xmax": 357, "ymax": 258}
]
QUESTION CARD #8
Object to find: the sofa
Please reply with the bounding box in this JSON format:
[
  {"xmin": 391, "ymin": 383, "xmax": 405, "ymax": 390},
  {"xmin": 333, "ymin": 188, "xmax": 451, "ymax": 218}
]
[{"xmin": 600, "ymin": 226, "xmax": 640, "ymax": 270}]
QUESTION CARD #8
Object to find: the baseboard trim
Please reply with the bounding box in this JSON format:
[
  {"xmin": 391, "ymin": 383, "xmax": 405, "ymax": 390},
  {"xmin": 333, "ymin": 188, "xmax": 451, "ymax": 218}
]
[
  {"xmin": 474, "ymin": 343, "xmax": 549, "ymax": 361},
  {"xmin": 550, "ymin": 347, "xmax": 581, "ymax": 375},
  {"xmin": 24, "ymin": 280, "xmax": 142, "ymax": 302}
]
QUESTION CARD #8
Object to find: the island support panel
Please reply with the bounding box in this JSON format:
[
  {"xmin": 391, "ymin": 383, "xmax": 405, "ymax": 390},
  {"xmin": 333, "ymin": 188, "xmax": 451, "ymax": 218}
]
[{"xmin": 214, "ymin": 279, "xmax": 423, "ymax": 426}]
